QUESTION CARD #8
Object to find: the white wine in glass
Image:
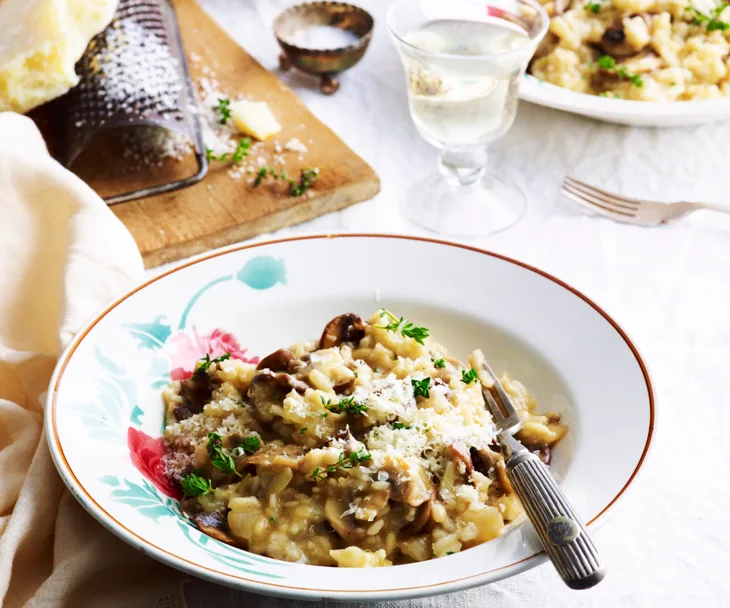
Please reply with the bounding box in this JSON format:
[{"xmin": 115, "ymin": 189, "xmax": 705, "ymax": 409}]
[{"xmin": 388, "ymin": 0, "xmax": 548, "ymax": 237}]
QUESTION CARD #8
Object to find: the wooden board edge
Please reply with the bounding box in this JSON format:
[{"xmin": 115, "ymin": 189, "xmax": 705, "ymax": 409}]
[{"xmin": 141, "ymin": 177, "xmax": 381, "ymax": 268}]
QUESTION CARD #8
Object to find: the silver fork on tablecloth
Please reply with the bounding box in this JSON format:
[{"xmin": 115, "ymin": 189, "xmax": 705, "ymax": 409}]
[
  {"xmin": 474, "ymin": 350, "xmax": 606, "ymax": 589},
  {"xmin": 561, "ymin": 176, "xmax": 730, "ymax": 225}
]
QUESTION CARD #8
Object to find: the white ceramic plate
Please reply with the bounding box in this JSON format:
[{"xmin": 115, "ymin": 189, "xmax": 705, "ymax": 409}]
[
  {"xmin": 47, "ymin": 235, "xmax": 654, "ymax": 602},
  {"xmin": 521, "ymin": 74, "xmax": 730, "ymax": 127}
]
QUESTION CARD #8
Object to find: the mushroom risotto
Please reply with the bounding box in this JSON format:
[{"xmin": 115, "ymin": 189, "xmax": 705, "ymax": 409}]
[
  {"xmin": 162, "ymin": 311, "xmax": 567, "ymax": 567},
  {"xmin": 529, "ymin": 0, "xmax": 730, "ymax": 100}
]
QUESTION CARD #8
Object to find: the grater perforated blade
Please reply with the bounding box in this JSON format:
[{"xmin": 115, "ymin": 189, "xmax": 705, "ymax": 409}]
[{"xmin": 57, "ymin": 0, "xmax": 207, "ymax": 204}]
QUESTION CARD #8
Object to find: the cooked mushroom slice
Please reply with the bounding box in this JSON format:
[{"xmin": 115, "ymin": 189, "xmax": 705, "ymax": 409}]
[
  {"xmin": 248, "ymin": 369, "xmax": 308, "ymax": 421},
  {"xmin": 471, "ymin": 446, "xmax": 496, "ymax": 473},
  {"xmin": 537, "ymin": 446, "xmax": 552, "ymax": 465},
  {"xmin": 590, "ymin": 68, "xmax": 621, "ymax": 93},
  {"xmin": 333, "ymin": 427, "xmax": 363, "ymax": 453},
  {"xmin": 403, "ymin": 499, "xmax": 433, "ymax": 536},
  {"xmin": 179, "ymin": 498, "xmax": 236, "ymax": 544},
  {"xmin": 319, "ymin": 313, "xmax": 366, "ymax": 349},
  {"xmin": 256, "ymin": 348, "xmax": 295, "ymax": 372},
  {"xmin": 175, "ymin": 375, "xmax": 214, "ymax": 421},
  {"xmin": 325, "ymin": 498, "xmax": 367, "ymax": 543},
  {"xmin": 601, "ymin": 24, "xmax": 646, "ymax": 59},
  {"xmin": 494, "ymin": 460, "xmax": 514, "ymax": 495},
  {"xmin": 382, "ymin": 457, "xmax": 434, "ymax": 507},
  {"xmin": 356, "ymin": 486, "xmax": 390, "ymax": 519},
  {"xmin": 446, "ymin": 442, "xmax": 473, "ymax": 476},
  {"xmin": 333, "ymin": 376, "xmax": 356, "ymax": 394},
  {"xmin": 243, "ymin": 444, "xmax": 305, "ymax": 470},
  {"xmin": 471, "ymin": 446, "xmax": 513, "ymax": 495},
  {"xmin": 190, "ymin": 510, "xmax": 236, "ymax": 544}
]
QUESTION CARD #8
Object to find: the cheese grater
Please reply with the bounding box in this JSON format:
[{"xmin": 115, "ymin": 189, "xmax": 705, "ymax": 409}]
[{"xmin": 57, "ymin": 0, "xmax": 207, "ymax": 204}]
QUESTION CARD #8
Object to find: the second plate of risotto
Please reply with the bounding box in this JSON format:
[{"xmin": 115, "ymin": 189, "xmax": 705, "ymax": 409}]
[
  {"xmin": 521, "ymin": 0, "xmax": 730, "ymax": 125},
  {"xmin": 47, "ymin": 234, "xmax": 654, "ymax": 601}
]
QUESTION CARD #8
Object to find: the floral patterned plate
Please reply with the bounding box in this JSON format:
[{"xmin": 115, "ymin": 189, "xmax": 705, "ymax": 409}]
[{"xmin": 46, "ymin": 234, "xmax": 654, "ymax": 601}]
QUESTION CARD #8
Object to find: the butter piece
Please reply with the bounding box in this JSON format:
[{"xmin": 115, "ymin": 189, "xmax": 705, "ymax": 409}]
[
  {"xmin": 229, "ymin": 99, "xmax": 281, "ymax": 141},
  {"xmin": 0, "ymin": 0, "xmax": 118, "ymax": 114}
]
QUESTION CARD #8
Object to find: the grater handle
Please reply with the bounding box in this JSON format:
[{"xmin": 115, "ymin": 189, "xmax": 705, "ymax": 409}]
[{"xmin": 503, "ymin": 439, "xmax": 606, "ymax": 589}]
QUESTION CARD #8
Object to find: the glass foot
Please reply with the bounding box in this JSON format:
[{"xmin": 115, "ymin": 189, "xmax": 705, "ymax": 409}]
[{"xmin": 400, "ymin": 173, "xmax": 526, "ymax": 238}]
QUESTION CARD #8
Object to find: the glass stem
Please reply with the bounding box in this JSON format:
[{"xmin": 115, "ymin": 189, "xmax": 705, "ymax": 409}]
[{"xmin": 438, "ymin": 148, "xmax": 488, "ymax": 187}]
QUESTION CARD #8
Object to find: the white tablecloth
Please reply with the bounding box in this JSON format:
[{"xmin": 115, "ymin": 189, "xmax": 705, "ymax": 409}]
[{"xmin": 182, "ymin": 1, "xmax": 730, "ymax": 606}]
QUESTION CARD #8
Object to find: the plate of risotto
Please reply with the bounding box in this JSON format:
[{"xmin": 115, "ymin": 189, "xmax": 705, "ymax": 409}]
[
  {"xmin": 47, "ymin": 234, "xmax": 654, "ymax": 601},
  {"xmin": 523, "ymin": 0, "xmax": 730, "ymax": 125}
]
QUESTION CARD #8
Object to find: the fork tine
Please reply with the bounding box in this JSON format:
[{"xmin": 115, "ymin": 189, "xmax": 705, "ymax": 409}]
[
  {"xmin": 564, "ymin": 177, "xmax": 640, "ymax": 211},
  {"xmin": 483, "ymin": 389, "xmax": 513, "ymax": 428},
  {"xmin": 478, "ymin": 358, "xmax": 522, "ymax": 431},
  {"xmin": 562, "ymin": 182, "xmax": 637, "ymax": 219}
]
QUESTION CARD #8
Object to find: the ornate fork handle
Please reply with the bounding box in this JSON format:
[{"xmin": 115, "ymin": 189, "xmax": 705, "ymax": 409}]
[{"xmin": 499, "ymin": 433, "xmax": 606, "ymax": 589}]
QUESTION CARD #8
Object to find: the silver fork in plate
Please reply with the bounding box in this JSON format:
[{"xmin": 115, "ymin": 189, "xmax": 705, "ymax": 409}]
[
  {"xmin": 473, "ymin": 350, "xmax": 606, "ymax": 589},
  {"xmin": 561, "ymin": 175, "xmax": 730, "ymax": 225}
]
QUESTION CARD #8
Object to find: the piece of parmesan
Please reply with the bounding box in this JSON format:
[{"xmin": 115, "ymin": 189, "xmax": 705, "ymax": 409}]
[{"xmin": 229, "ymin": 99, "xmax": 281, "ymax": 141}]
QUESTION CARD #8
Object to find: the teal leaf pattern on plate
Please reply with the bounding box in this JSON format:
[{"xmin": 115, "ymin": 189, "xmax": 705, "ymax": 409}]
[
  {"xmin": 100, "ymin": 476, "xmax": 287, "ymax": 578},
  {"xmin": 102, "ymin": 476, "xmax": 178, "ymax": 520},
  {"xmin": 176, "ymin": 521, "xmax": 286, "ymax": 576},
  {"xmin": 95, "ymin": 346, "xmax": 125, "ymax": 375},
  {"xmin": 236, "ymin": 256, "xmax": 286, "ymax": 290},
  {"xmin": 130, "ymin": 405, "xmax": 144, "ymax": 426},
  {"xmin": 148, "ymin": 355, "xmax": 172, "ymax": 391},
  {"xmin": 74, "ymin": 348, "xmax": 137, "ymax": 440},
  {"xmin": 122, "ymin": 316, "xmax": 172, "ymax": 350},
  {"xmin": 178, "ymin": 256, "xmax": 287, "ymax": 329}
]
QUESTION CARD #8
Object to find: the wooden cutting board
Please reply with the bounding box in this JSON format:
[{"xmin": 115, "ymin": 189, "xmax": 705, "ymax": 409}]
[{"xmin": 43, "ymin": 0, "xmax": 380, "ymax": 268}]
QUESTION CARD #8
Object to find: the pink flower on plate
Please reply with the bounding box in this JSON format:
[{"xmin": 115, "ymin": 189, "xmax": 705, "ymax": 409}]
[
  {"xmin": 167, "ymin": 328, "xmax": 259, "ymax": 381},
  {"xmin": 486, "ymin": 5, "xmax": 507, "ymax": 16},
  {"xmin": 127, "ymin": 428, "xmax": 181, "ymax": 500}
]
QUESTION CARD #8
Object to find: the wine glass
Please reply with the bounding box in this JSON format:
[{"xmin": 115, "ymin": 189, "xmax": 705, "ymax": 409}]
[{"xmin": 387, "ymin": 0, "xmax": 549, "ymax": 237}]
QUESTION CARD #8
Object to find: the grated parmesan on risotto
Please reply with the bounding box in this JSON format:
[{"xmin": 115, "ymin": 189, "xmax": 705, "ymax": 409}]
[{"xmin": 161, "ymin": 311, "xmax": 567, "ymax": 567}]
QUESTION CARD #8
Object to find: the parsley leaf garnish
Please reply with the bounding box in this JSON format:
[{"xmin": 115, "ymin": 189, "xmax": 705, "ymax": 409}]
[
  {"xmin": 231, "ymin": 435, "xmax": 261, "ymax": 457},
  {"xmin": 215, "ymin": 98, "xmax": 232, "ymax": 124},
  {"xmin": 326, "ymin": 452, "xmax": 346, "ymax": 473},
  {"xmin": 269, "ymin": 516, "xmax": 275, "ymax": 524},
  {"xmin": 341, "ymin": 449, "xmax": 372, "ymax": 469},
  {"xmin": 379, "ymin": 311, "xmax": 430, "ymax": 345},
  {"xmin": 325, "ymin": 396, "xmax": 368, "ymax": 415},
  {"xmin": 289, "ymin": 168, "xmax": 319, "ymax": 196},
  {"xmin": 432, "ymin": 358, "xmax": 446, "ymax": 368},
  {"xmin": 688, "ymin": 2, "xmax": 729, "ymax": 30},
  {"xmin": 411, "ymin": 377, "xmax": 431, "ymax": 398},
  {"xmin": 180, "ymin": 473, "xmax": 213, "ymax": 497},
  {"xmin": 299, "ymin": 427, "xmax": 308, "ymax": 434},
  {"xmin": 461, "ymin": 368, "xmax": 478, "ymax": 385},
  {"xmin": 597, "ymin": 55, "xmax": 615, "ymax": 70},
  {"xmin": 206, "ymin": 148, "xmax": 228, "ymax": 162},
  {"xmin": 311, "ymin": 450, "xmax": 372, "ymax": 480},
  {"xmin": 392, "ymin": 422, "xmax": 412, "ymax": 430},
  {"xmin": 253, "ymin": 166, "xmax": 319, "ymax": 196},
  {"xmin": 206, "ymin": 431, "xmax": 241, "ymax": 477},
  {"xmin": 206, "ymin": 138, "xmax": 251, "ymax": 164},
  {"xmin": 194, "ymin": 353, "xmax": 230, "ymax": 379},
  {"xmin": 585, "ymin": 1, "xmax": 602, "ymax": 12},
  {"xmin": 231, "ymin": 137, "xmax": 251, "ymax": 162},
  {"xmin": 595, "ymin": 55, "xmax": 643, "ymax": 87}
]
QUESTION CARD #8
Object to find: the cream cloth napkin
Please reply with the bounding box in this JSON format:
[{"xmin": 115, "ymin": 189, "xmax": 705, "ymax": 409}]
[{"xmin": 0, "ymin": 112, "xmax": 185, "ymax": 608}]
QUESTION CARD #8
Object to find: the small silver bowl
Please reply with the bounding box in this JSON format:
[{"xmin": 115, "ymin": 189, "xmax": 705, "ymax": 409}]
[{"xmin": 274, "ymin": 2, "xmax": 374, "ymax": 95}]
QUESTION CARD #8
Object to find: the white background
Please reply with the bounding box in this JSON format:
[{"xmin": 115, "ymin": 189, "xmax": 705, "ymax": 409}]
[{"xmin": 179, "ymin": 1, "xmax": 730, "ymax": 606}]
